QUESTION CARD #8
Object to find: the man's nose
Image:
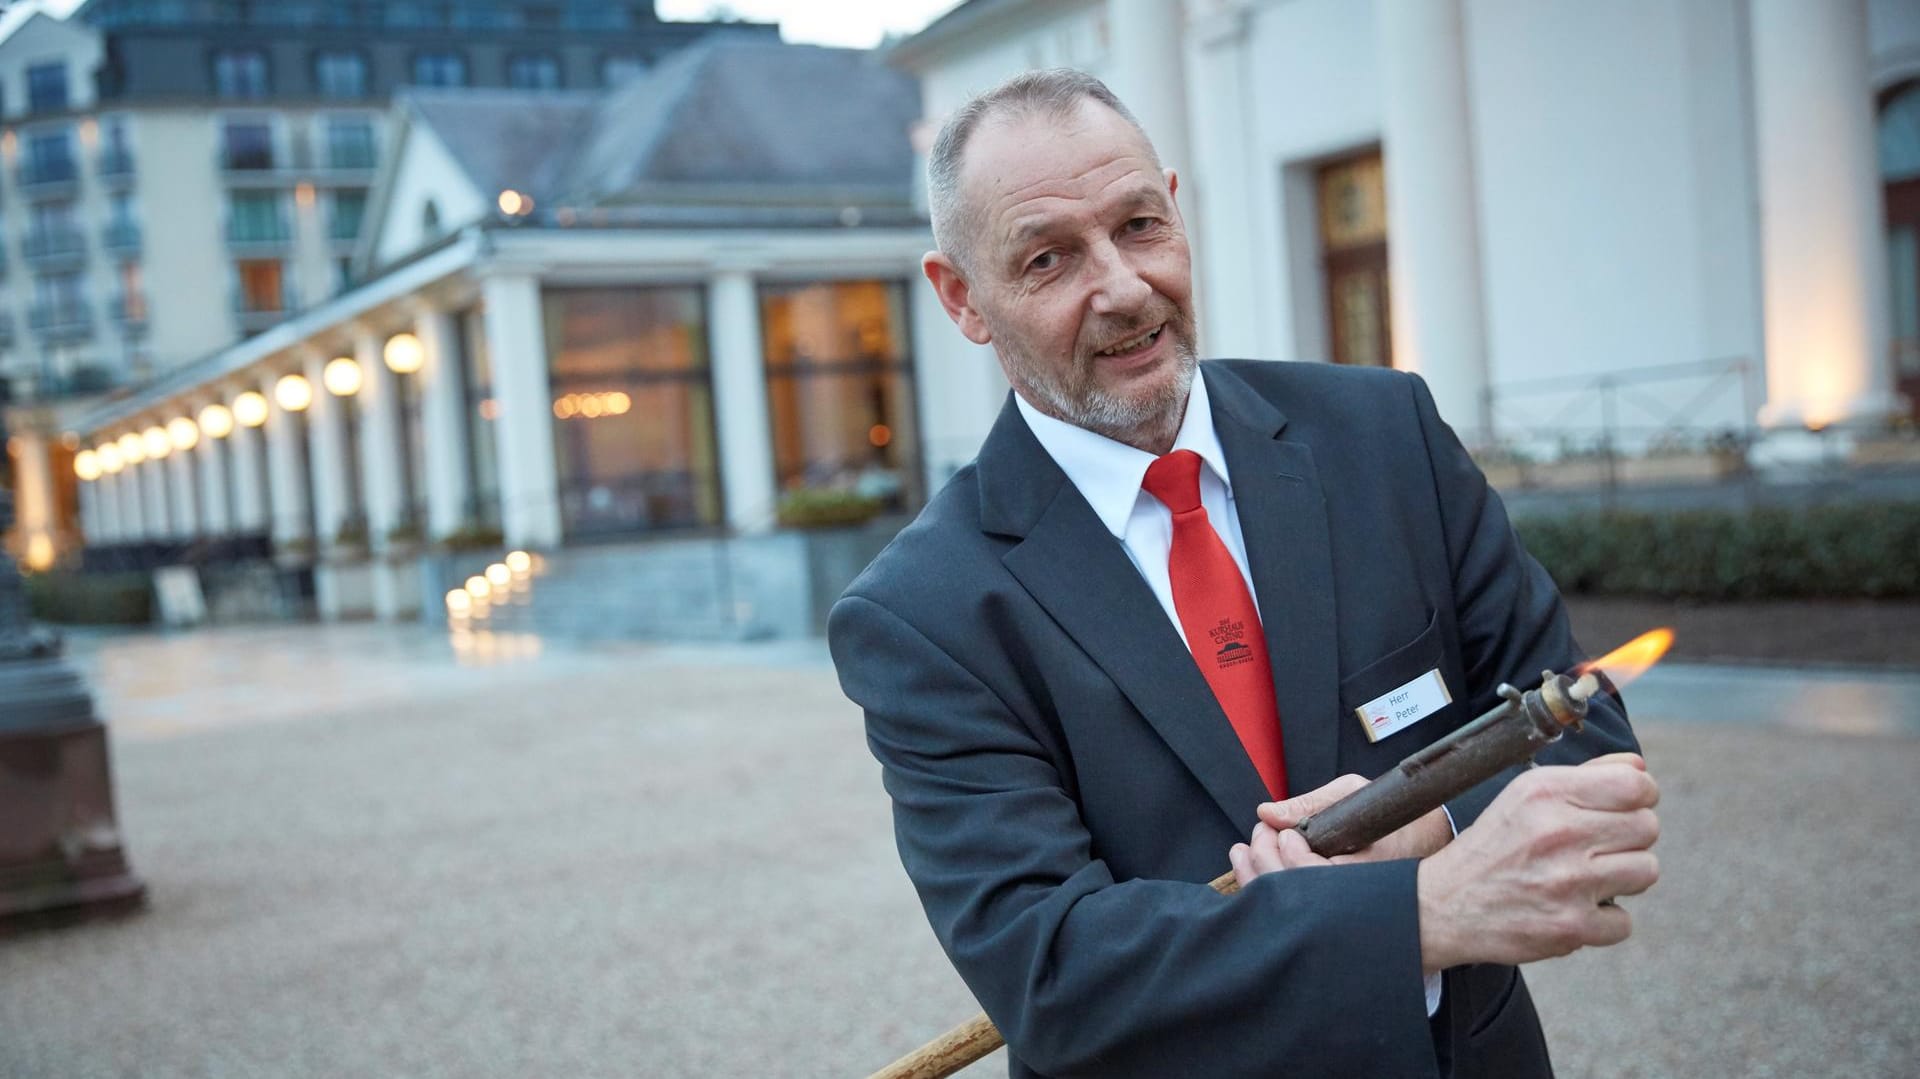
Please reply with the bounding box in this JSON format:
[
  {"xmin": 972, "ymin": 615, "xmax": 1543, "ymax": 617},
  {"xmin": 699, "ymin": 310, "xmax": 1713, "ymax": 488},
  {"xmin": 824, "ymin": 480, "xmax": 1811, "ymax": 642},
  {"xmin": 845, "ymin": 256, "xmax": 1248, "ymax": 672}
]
[{"xmin": 1086, "ymin": 240, "xmax": 1152, "ymax": 314}]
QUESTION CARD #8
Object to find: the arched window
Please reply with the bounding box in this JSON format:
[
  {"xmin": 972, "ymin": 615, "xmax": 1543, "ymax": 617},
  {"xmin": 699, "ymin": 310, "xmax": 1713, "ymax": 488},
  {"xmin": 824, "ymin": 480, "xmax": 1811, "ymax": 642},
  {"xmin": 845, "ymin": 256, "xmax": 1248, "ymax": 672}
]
[{"xmin": 421, "ymin": 200, "xmax": 441, "ymax": 239}]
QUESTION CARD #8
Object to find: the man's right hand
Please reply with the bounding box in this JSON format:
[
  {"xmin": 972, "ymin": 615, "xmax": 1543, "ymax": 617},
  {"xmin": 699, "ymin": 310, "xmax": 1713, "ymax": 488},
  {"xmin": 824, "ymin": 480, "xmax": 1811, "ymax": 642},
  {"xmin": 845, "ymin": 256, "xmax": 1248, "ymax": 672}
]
[{"xmin": 1416, "ymin": 752, "xmax": 1661, "ymax": 974}]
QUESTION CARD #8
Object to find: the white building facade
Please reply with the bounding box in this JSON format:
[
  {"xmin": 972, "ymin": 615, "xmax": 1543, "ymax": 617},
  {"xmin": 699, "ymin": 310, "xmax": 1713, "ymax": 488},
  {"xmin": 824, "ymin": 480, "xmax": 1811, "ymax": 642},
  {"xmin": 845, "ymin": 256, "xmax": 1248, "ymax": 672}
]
[{"xmin": 894, "ymin": 0, "xmax": 1920, "ymax": 455}]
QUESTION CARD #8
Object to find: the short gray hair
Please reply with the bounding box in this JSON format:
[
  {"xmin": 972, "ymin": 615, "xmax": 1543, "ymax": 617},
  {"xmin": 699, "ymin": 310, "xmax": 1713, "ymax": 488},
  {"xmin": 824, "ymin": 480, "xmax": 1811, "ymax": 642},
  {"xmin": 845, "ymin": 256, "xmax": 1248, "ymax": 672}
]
[{"xmin": 926, "ymin": 68, "xmax": 1155, "ymax": 274}]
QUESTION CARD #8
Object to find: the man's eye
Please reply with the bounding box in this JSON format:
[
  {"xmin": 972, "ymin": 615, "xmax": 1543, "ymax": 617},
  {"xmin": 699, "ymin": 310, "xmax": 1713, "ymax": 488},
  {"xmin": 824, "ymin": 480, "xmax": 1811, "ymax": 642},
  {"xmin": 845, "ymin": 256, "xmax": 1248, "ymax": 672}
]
[
  {"xmin": 1125, "ymin": 217, "xmax": 1157, "ymax": 233},
  {"xmin": 1027, "ymin": 251, "xmax": 1059, "ymax": 273}
]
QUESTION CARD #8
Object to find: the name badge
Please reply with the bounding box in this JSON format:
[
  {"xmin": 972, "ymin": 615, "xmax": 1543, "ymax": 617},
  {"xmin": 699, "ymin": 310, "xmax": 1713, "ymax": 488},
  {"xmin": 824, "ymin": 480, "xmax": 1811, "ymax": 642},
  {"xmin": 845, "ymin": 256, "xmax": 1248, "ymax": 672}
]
[{"xmin": 1355, "ymin": 669, "xmax": 1452, "ymax": 743}]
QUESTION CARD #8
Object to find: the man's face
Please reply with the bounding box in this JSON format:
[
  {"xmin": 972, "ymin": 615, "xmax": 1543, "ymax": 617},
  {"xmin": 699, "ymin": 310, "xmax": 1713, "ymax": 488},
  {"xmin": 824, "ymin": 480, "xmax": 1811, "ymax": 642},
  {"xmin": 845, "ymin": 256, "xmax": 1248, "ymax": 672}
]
[{"xmin": 926, "ymin": 100, "xmax": 1198, "ymax": 449}]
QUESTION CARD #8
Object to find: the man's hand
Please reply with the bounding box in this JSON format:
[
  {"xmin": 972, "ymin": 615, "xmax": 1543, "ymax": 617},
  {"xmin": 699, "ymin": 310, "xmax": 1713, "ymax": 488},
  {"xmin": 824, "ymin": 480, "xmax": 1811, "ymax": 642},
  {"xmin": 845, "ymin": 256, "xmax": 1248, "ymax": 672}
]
[
  {"xmin": 1415, "ymin": 752, "xmax": 1661, "ymax": 974},
  {"xmin": 1227, "ymin": 774, "xmax": 1453, "ymax": 888}
]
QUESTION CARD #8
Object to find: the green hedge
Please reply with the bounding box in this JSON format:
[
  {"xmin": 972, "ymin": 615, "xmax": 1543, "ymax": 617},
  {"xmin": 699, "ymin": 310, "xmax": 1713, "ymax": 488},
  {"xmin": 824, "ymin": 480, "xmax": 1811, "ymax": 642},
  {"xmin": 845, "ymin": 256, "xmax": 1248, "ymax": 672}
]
[
  {"xmin": 24, "ymin": 572, "xmax": 154, "ymax": 625},
  {"xmin": 1514, "ymin": 503, "xmax": 1920, "ymax": 600},
  {"xmin": 777, "ymin": 488, "xmax": 883, "ymax": 530}
]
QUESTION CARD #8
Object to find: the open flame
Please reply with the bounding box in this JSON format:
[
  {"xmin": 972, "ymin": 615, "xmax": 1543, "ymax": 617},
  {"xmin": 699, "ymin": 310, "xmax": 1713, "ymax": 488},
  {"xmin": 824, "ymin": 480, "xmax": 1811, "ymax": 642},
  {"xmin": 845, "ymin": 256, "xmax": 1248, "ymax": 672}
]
[{"xmin": 1575, "ymin": 627, "xmax": 1675, "ymax": 689}]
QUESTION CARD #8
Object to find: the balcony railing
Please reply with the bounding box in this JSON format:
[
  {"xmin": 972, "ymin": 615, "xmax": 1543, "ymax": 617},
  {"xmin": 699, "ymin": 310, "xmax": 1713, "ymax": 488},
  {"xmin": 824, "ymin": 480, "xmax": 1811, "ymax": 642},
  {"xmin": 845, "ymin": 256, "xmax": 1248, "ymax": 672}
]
[
  {"xmin": 28, "ymin": 299, "xmax": 93, "ymax": 341},
  {"xmin": 102, "ymin": 219, "xmax": 142, "ymax": 252},
  {"xmin": 98, "ymin": 145, "xmax": 135, "ymax": 179},
  {"xmin": 18, "ymin": 156, "xmax": 79, "ymax": 192},
  {"xmin": 219, "ymin": 149, "xmax": 276, "ymax": 173},
  {"xmin": 231, "ymin": 281, "xmax": 298, "ymax": 328},
  {"xmin": 23, "ymin": 226, "xmax": 87, "ymax": 263},
  {"xmin": 225, "ymin": 218, "xmax": 291, "ymax": 248}
]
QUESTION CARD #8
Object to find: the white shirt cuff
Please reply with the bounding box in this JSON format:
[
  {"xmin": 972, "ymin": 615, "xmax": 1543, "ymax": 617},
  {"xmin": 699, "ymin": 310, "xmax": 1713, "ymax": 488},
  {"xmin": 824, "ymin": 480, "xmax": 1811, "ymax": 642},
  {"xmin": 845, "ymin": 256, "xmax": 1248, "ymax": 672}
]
[{"xmin": 1424, "ymin": 804, "xmax": 1459, "ymax": 1016}]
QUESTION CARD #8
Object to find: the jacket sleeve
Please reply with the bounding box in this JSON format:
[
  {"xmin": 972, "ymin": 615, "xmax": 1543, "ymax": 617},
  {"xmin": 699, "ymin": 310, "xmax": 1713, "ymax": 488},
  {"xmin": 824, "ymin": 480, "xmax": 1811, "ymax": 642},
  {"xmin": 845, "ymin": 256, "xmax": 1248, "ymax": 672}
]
[
  {"xmin": 830, "ymin": 592, "xmax": 1444, "ymax": 1079},
  {"xmin": 1402, "ymin": 373, "xmax": 1641, "ymax": 831}
]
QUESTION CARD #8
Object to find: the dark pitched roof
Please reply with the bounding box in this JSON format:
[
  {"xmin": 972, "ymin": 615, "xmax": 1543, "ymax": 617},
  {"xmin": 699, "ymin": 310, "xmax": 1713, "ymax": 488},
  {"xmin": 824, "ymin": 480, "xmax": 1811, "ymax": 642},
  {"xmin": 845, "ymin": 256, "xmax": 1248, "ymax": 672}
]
[
  {"xmin": 403, "ymin": 37, "xmax": 921, "ymax": 216},
  {"xmin": 402, "ymin": 89, "xmax": 602, "ymax": 204}
]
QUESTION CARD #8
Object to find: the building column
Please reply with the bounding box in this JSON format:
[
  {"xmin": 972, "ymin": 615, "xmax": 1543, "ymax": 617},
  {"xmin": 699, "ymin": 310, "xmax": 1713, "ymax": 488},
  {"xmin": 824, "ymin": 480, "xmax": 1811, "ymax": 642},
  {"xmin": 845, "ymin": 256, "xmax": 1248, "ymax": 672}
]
[
  {"xmin": 354, "ymin": 328, "xmax": 407, "ymax": 548},
  {"xmin": 1109, "ymin": 0, "xmax": 1193, "ymax": 178},
  {"xmin": 414, "ymin": 305, "xmax": 472, "ymax": 541},
  {"xmin": 117, "ymin": 457, "xmax": 147, "ymax": 540},
  {"xmin": 8, "ymin": 431, "xmax": 56, "ymax": 568},
  {"xmin": 708, "ymin": 269, "xmax": 778, "ymax": 532},
  {"xmin": 303, "ymin": 352, "xmax": 352, "ymax": 549},
  {"xmin": 263, "ymin": 376, "xmax": 313, "ymax": 548},
  {"xmin": 165, "ymin": 435, "xmax": 199, "ymax": 539},
  {"xmin": 1751, "ymin": 0, "xmax": 1899, "ymax": 428},
  {"xmin": 480, "ymin": 273, "xmax": 562, "ymax": 548},
  {"xmin": 229, "ymin": 409, "xmax": 269, "ymax": 533},
  {"xmin": 139, "ymin": 454, "xmax": 172, "ymax": 539},
  {"xmin": 92, "ymin": 470, "xmax": 123, "ymax": 544},
  {"xmin": 196, "ymin": 416, "xmax": 232, "ymax": 537},
  {"xmin": 1377, "ymin": 0, "xmax": 1492, "ymax": 441}
]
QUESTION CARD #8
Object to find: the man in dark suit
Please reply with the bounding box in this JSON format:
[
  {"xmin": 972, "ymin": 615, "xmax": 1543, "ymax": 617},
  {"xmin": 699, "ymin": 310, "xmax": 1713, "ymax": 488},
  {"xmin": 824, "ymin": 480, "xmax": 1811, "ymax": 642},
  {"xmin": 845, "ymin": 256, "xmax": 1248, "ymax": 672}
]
[{"xmin": 829, "ymin": 69, "xmax": 1660, "ymax": 1078}]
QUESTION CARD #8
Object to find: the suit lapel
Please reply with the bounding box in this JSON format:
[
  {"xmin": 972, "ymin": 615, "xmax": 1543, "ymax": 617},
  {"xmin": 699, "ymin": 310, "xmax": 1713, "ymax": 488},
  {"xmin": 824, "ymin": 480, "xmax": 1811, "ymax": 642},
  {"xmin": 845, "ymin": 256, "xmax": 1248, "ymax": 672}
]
[
  {"xmin": 1205, "ymin": 365, "xmax": 1344, "ymax": 794},
  {"xmin": 978, "ymin": 396, "xmax": 1271, "ymax": 827}
]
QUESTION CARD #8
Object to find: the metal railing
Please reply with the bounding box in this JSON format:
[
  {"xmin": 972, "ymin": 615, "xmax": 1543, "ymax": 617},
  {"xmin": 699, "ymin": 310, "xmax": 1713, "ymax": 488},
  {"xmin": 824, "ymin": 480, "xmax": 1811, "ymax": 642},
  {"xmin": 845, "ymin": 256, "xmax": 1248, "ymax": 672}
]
[
  {"xmin": 1478, "ymin": 357, "xmax": 1762, "ymax": 499},
  {"xmin": 101, "ymin": 219, "xmax": 142, "ymax": 252},
  {"xmin": 23, "ymin": 226, "xmax": 86, "ymax": 262}
]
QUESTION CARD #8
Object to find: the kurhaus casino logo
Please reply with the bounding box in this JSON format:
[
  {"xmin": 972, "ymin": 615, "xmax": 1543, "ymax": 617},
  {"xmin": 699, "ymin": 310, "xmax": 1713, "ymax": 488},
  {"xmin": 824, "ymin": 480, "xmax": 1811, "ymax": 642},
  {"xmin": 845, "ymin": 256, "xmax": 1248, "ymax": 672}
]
[{"xmin": 1208, "ymin": 618, "xmax": 1255, "ymax": 669}]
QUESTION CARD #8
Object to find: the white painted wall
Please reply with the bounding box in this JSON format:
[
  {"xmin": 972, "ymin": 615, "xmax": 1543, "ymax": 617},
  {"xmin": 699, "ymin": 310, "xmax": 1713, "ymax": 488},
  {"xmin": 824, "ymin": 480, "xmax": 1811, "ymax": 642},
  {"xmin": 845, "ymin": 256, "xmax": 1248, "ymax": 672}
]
[
  {"xmin": 370, "ymin": 120, "xmax": 488, "ymax": 269},
  {"xmin": 128, "ymin": 110, "xmax": 232, "ymax": 370}
]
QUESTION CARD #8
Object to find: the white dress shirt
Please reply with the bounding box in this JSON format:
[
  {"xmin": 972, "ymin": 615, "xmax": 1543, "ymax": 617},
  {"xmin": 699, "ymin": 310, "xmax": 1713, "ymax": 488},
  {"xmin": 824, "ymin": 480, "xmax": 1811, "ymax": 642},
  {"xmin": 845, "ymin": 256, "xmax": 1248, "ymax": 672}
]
[{"xmin": 1016, "ymin": 371, "xmax": 1446, "ymax": 1017}]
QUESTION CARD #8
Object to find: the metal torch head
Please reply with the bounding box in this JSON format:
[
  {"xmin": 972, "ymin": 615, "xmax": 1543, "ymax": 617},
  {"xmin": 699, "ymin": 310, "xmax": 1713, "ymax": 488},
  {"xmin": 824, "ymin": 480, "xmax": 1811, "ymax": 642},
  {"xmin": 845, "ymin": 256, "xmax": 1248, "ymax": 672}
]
[{"xmin": 1535, "ymin": 669, "xmax": 1595, "ymax": 732}]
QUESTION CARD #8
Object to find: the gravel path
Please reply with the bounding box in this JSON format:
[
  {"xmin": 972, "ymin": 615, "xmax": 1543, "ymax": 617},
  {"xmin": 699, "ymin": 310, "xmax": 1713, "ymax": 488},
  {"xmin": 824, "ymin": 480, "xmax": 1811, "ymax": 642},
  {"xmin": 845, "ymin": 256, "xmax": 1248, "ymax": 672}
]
[{"xmin": 2, "ymin": 627, "xmax": 1914, "ymax": 1077}]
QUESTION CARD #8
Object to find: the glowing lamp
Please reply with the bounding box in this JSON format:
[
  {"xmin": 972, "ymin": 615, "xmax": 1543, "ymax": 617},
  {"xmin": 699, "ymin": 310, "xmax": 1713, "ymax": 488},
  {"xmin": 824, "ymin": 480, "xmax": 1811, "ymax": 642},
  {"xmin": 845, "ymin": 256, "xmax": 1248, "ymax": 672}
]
[
  {"xmin": 234, "ymin": 391, "xmax": 270, "ymax": 427},
  {"xmin": 97, "ymin": 443, "xmax": 124, "ymax": 473},
  {"xmin": 74, "ymin": 450, "xmax": 101, "ymax": 481},
  {"xmin": 118, "ymin": 432, "xmax": 146, "ymax": 465},
  {"xmin": 142, "ymin": 426, "xmax": 171, "ymax": 459},
  {"xmin": 383, "ymin": 333, "xmax": 424, "ymax": 375},
  {"xmin": 323, "ymin": 357, "xmax": 362, "ymax": 397},
  {"xmin": 199, "ymin": 403, "xmax": 235, "ymax": 439},
  {"xmin": 167, "ymin": 416, "xmax": 200, "ymax": 451},
  {"xmin": 275, "ymin": 374, "xmax": 313, "ymax": 413}
]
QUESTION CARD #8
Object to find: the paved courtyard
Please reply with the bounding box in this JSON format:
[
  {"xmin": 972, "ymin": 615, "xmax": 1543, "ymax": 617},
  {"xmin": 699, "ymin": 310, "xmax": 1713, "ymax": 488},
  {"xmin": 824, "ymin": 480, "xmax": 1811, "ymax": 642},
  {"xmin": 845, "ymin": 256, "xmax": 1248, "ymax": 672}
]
[{"xmin": 3, "ymin": 623, "xmax": 1917, "ymax": 1077}]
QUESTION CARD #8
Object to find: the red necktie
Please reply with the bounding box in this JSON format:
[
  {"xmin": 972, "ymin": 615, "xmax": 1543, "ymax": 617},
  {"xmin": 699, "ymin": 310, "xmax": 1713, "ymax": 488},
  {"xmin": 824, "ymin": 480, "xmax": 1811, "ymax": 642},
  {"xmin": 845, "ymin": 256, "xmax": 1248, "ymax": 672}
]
[{"xmin": 1142, "ymin": 450, "xmax": 1288, "ymax": 799}]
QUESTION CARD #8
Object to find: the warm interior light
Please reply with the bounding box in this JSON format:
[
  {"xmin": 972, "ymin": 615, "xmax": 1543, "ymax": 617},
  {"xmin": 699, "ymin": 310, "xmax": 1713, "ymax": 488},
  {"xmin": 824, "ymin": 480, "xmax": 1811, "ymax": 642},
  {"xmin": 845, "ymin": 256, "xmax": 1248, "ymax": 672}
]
[
  {"xmin": 142, "ymin": 425, "xmax": 172, "ymax": 459},
  {"xmin": 485, "ymin": 562, "xmax": 512, "ymax": 588},
  {"xmin": 199, "ymin": 403, "xmax": 235, "ymax": 439},
  {"xmin": 553, "ymin": 396, "xmax": 577, "ymax": 420},
  {"xmin": 464, "ymin": 575, "xmax": 492, "ymax": 600},
  {"xmin": 605, "ymin": 391, "xmax": 630, "ymax": 415},
  {"xmin": 97, "ymin": 443, "xmax": 124, "ymax": 473},
  {"xmin": 383, "ymin": 332, "xmax": 424, "ymax": 374},
  {"xmin": 168, "ymin": 416, "xmax": 200, "ymax": 451},
  {"xmin": 24, "ymin": 534, "xmax": 54, "ymax": 572},
  {"xmin": 234, "ymin": 390, "xmax": 271, "ymax": 427},
  {"xmin": 74, "ymin": 450, "xmax": 101, "ymax": 481},
  {"xmin": 1576, "ymin": 628, "xmax": 1675, "ymax": 690},
  {"xmin": 275, "ymin": 373, "xmax": 314, "ymax": 412},
  {"xmin": 505, "ymin": 550, "xmax": 531, "ymax": 574},
  {"xmin": 498, "ymin": 189, "xmax": 532, "ymax": 216},
  {"xmin": 869, "ymin": 423, "xmax": 892, "ymax": 448},
  {"xmin": 323, "ymin": 356, "xmax": 362, "ymax": 397},
  {"xmin": 446, "ymin": 589, "xmax": 472, "ymax": 616},
  {"xmin": 118, "ymin": 431, "xmax": 146, "ymax": 464}
]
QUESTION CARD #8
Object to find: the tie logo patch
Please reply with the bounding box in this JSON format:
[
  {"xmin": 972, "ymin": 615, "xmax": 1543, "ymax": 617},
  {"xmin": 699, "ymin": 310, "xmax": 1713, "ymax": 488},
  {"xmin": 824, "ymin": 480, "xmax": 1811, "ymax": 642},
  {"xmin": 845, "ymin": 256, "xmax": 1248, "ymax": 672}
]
[{"xmin": 1207, "ymin": 618, "xmax": 1255, "ymax": 669}]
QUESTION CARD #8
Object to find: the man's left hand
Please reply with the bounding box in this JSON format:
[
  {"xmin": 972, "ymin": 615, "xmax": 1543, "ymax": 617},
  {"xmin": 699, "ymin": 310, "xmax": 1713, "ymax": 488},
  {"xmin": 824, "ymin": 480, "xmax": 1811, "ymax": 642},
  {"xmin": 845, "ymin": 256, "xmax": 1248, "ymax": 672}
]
[{"xmin": 1228, "ymin": 774, "xmax": 1452, "ymax": 887}]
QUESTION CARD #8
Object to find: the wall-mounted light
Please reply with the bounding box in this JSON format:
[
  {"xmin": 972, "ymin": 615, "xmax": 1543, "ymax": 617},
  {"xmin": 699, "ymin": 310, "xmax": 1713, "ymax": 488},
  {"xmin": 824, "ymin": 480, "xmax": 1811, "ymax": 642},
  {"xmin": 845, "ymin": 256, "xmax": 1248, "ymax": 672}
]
[
  {"xmin": 199, "ymin": 403, "xmax": 235, "ymax": 439},
  {"xmin": 118, "ymin": 431, "xmax": 146, "ymax": 465},
  {"xmin": 383, "ymin": 332, "xmax": 424, "ymax": 374},
  {"xmin": 275, "ymin": 374, "xmax": 313, "ymax": 413},
  {"xmin": 142, "ymin": 426, "xmax": 172, "ymax": 459},
  {"xmin": 97, "ymin": 443, "xmax": 124, "ymax": 473},
  {"xmin": 234, "ymin": 390, "xmax": 271, "ymax": 427},
  {"xmin": 167, "ymin": 416, "xmax": 200, "ymax": 451},
  {"xmin": 74, "ymin": 450, "xmax": 101, "ymax": 481},
  {"xmin": 498, "ymin": 189, "xmax": 533, "ymax": 216},
  {"xmin": 323, "ymin": 356, "xmax": 362, "ymax": 397}
]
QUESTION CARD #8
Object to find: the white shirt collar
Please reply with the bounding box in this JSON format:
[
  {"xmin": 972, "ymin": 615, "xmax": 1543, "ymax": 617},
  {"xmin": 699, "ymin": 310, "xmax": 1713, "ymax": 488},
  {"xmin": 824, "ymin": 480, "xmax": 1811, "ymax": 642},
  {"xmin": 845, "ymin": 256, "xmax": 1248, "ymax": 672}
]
[{"xmin": 1015, "ymin": 366, "xmax": 1233, "ymax": 539}]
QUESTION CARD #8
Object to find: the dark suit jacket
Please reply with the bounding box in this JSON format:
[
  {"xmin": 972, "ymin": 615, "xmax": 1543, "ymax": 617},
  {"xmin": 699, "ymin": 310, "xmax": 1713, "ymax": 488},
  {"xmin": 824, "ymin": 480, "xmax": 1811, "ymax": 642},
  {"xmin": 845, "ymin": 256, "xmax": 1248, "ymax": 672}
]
[{"xmin": 828, "ymin": 361, "xmax": 1637, "ymax": 1078}]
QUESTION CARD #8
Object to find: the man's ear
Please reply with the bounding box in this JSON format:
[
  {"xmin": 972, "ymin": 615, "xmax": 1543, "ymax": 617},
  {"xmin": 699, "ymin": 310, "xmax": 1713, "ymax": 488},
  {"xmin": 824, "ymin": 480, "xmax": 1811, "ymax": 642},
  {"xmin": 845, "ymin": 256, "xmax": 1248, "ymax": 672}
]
[
  {"xmin": 923, "ymin": 251, "xmax": 993, "ymax": 346},
  {"xmin": 1165, "ymin": 167, "xmax": 1180, "ymax": 202}
]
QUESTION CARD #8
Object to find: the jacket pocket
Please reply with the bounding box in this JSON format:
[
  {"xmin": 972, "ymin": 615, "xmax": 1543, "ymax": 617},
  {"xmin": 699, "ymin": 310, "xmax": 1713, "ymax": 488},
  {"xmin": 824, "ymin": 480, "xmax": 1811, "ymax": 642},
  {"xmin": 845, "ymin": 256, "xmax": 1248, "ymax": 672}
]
[{"xmin": 1338, "ymin": 609, "xmax": 1448, "ymax": 732}]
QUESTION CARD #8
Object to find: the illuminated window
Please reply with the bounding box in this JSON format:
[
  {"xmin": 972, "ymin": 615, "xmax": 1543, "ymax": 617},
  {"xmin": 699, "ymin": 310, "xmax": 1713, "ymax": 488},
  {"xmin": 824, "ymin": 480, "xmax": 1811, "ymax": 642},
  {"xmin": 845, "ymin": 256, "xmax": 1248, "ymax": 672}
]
[
  {"xmin": 234, "ymin": 259, "xmax": 285, "ymax": 313},
  {"xmin": 543, "ymin": 287, "xmax": 720, "ymax": 537},
  {"xmin": 760, "ymin": 281, "xmax": 921, "ymax": 512}
]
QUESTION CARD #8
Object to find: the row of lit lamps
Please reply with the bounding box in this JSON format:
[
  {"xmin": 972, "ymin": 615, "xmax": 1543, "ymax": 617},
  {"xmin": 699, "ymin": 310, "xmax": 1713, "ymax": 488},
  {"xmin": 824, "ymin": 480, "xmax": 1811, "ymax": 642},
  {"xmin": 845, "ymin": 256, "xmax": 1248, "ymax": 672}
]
[
  {"xmin": 446, "ymin": 550, "xmax": 536, "ymax": 619},
  {"xmin": 72, "ymin": 333, "xmax": 427, "ymax": 482}
]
